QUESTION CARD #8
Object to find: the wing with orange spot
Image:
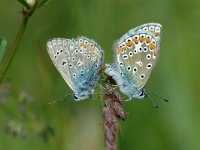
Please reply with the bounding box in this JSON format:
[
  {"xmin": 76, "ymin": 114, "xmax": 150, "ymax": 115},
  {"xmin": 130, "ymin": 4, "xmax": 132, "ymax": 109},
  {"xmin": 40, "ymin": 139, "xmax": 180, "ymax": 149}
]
[{"xmin": 115, "ymin": 24, "xmax": 162, "ymax": 89}]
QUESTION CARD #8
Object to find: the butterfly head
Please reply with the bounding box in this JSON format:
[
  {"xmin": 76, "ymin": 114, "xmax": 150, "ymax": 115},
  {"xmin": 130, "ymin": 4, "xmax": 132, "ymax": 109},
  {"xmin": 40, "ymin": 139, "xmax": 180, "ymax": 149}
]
[
  {"xmin": 73, "ymin": 89, "xmax": 94, "ymax": 101},
  {"xmin": 135, "ymin": 89, "xmax": 147, "ymax": 99},
  {"xmin": 73, "ymin": 93, "xmax": 88, "ymax": 101}
]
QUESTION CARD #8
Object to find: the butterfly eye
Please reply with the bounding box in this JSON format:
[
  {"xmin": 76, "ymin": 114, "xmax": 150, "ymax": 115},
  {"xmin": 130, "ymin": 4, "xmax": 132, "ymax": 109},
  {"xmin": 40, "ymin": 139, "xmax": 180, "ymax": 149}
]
[
  {"xmin": 139, "ymin": 90, "xmax": 146, "ymax": 98},
  {"xmin": 139, "ymin": 91, "xmax": 144, "ymax": 97},
  {"xmin": 73, "ymin": 94, "xmax": 79, "ymax": 101}
]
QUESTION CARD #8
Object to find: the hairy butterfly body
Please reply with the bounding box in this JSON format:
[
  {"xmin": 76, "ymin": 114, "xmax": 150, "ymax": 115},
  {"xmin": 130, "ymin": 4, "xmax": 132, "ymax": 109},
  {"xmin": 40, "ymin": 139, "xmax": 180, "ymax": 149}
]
[
  {"xmin": 47, "ymin": 37, "xmax": 104, "ymax": 101},
  {"xmin": 105, "ymin": 23, "xmax": 162, "ymax": 99}
]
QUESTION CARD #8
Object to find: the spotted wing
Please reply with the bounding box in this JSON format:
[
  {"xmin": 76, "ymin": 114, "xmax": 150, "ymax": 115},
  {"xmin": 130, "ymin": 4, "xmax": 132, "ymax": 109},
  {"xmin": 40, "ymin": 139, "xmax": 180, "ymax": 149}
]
[
  {"xmin": 115, "ymin": 24, "xmax": 162, "ymax": 89},
  {"xmin": 47, "ymin": 37, "xmax": 104, "ymax": 93},
  {"xmin": 65, "ymin": 37, "xmax": 104, "ymax": 90},
  {"xmin": 47, "ymin": 38, "xmax": 76, "ymax": 91},
  {"xmin": 117, "ymin": 23, "xmax": 162, "ymax": 44}
]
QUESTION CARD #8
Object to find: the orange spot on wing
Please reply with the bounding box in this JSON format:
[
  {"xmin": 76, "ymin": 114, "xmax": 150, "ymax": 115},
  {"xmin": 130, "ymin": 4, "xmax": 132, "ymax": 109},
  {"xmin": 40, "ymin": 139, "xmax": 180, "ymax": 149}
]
[
  {"xmin": 133, "ymin": 38, "xmax": 139, "ymax": 44},
  {"xmin": 146, "ymin": 37, "xmax": 151, "ymax": 43},
  {"xmin": 126, "ymin": 40, "xmax": 133, "ymax": 47},
  {"xmin": 150, "ymin": 43, "xmax": 156, "ymax": 50},
  {"xmin": 139, "ymin": 37, "xmax": 145, "ymax": 42},
  {"xmin": 155, "ymin": 32, "xmax": 160, "ymax": 37},
  {"xmin": 117, "ymin": 45, "xmax": 126, "ymax": 53}
]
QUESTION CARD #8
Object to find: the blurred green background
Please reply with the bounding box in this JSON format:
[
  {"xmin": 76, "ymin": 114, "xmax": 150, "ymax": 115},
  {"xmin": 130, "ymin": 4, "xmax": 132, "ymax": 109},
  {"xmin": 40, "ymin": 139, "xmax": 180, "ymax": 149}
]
[{"xmin": 0, "ymin": 0, "xmax": 200, "ymax": 150}]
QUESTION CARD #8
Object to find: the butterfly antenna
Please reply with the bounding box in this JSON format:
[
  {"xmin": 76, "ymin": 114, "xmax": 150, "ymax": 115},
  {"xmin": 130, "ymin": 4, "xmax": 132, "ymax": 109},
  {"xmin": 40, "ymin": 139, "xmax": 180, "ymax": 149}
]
[
  {"xmin": 146, "ymin": 92, "xmax": 159, "ymax": 110},
  {"xmin": 48, "ymin": 94, "xmax": 68, "ymax": 105},
  {"xmin": 149, "ymin": 91, "xmax": 169, "ymax": 102}
]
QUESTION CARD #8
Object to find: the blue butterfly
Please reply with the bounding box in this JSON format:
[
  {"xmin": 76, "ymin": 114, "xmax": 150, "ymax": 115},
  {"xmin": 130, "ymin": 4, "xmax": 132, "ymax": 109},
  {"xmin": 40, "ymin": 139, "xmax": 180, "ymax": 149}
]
[
  {"xmin": 47, "ymin": 37, "xmax": 104, "ymax": 101},
  {"xmin": 105, "ymin": 23, "xmax": 162, "ymax": 99}
]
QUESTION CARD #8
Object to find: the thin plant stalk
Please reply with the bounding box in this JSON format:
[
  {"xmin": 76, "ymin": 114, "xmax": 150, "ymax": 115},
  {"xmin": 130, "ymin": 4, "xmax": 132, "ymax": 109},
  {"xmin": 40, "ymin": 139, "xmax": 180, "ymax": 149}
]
[{"xmin": 0, "ymin": 14, "xmax": 29, "ymax": 83}]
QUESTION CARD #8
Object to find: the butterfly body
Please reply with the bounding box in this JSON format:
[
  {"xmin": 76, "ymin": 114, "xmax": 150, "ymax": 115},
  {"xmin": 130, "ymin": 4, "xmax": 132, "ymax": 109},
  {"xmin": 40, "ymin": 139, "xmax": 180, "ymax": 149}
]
[
  {"xmin": 105, "ymin": 23, "xmax": 162, "ymax": 100},
  {"xmin": 47, "ymin": 37, "xmax": 104, "ymax": 101}
]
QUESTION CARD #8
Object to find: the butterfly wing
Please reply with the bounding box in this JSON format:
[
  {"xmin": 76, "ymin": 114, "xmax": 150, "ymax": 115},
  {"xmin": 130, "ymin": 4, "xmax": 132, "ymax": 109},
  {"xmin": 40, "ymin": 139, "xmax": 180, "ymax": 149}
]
[
  {"xmin": 115, "ymin": 23, "xmax": 162, "ymax": 89},
  {"xmin": 47, "ymin": 38, "xmax": 76, "ymax": 91},
  {"xmin": 117, "ymin": 23, "xmax": 162, "ymax": 44},
  {"xmin": 47, "ymin": 37, "xmax": 104, "ymax": 99},
  {"xmin": 66, "ymin": 37, "xmax": 104, "ymax": 96}
]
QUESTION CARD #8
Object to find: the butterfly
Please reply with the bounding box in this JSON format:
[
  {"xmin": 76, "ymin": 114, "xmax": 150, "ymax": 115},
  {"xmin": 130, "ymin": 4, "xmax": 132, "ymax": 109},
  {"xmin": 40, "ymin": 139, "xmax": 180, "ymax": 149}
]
[
  {"xmin": 105, "ymin": 23, "xmax": 162, "ymax": 100},
  {"xmin": 47, "ymin": 37, "xmax": 104, "ymax": 101}
]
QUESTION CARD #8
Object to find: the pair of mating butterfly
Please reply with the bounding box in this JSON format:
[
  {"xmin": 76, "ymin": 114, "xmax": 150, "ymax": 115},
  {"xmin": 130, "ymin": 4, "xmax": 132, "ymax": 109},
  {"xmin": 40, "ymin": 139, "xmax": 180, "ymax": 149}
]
[{"xmin": 47, "ymin": 23, "xmax": 162, "ymax": 101}]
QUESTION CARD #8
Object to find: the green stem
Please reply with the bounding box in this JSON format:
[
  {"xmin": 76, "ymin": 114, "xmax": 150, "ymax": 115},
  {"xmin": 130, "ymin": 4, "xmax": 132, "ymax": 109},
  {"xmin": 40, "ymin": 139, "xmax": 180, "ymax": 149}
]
[{"xmin": 0, "ymin": 14, "xmax": 29, "ymax": 83}]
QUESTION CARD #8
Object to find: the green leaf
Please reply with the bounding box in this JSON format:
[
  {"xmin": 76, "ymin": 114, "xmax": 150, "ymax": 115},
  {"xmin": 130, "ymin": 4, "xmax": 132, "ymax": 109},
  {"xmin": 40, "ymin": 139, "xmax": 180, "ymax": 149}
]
[
  {"xmin": 0, "ymin": 37, "xmax": 7, "ymax": 64},
  {"xmin": 17, "ymin": 0, "xmax": 31, "ymax": 10},
  {"xmin": 37, "ymin": 0, "xmax": 51, "ymax": 8}
]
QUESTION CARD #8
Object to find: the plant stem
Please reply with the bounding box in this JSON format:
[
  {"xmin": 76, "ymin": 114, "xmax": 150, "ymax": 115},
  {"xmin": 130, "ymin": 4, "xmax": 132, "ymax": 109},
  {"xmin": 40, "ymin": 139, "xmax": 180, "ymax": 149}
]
[
  {"xmin": 0, "ymin": 14, "xmax": 29, "ymax": 83},
  {"xmin": 102, "ymin": 84, "xmax": 126, "ymax": 150}
]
